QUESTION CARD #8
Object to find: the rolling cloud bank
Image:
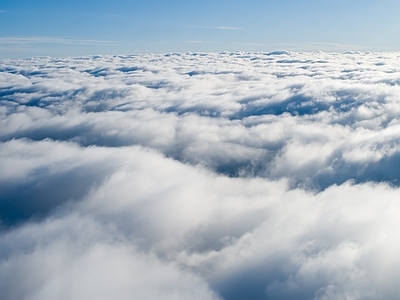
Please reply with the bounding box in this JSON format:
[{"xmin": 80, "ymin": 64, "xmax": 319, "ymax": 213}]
[{"xmin": 1, "ymin": 51, "xmax": 400, "ymax": 299}]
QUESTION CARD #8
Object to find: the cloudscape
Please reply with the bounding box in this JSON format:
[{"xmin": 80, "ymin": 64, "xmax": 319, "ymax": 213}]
[
  {"xmin": 2, "ymin": 1, "xmax": 400, "ymax": 59},
  {"xmin": 2, "ymin": 51, "xmax": 400, "ymax": 299}
]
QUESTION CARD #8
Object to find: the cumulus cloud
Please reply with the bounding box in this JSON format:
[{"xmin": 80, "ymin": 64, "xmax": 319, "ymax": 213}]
[{"xmin": 2, "ymin": 51, "xmax": 400, "ymax": 299}]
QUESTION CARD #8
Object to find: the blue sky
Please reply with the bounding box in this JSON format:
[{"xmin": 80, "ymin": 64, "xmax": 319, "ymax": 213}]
[{"xmin": 1, "ymin": 0, "xmax": 400, "ymax": 58}]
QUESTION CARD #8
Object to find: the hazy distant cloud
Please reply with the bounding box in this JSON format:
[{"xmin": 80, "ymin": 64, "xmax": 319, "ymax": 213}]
[
  {"xmin": 300, "ymin": 41, "xmax": 367, "ymax": 51},
  {"xmin": 3, "ymin": 51, "xmax": 400, "ymax": 299},
  {"xmin": 233, "ymin": 41, "xmax": 368, "ymax": 52}
]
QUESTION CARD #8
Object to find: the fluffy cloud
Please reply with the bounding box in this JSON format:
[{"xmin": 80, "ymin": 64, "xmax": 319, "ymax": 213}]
[{"xmin": 1, "ymin": 51, "xmax": 400, "ymax": 299}]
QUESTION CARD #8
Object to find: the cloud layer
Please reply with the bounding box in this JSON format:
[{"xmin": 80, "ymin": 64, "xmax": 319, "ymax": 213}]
[{"xmin": 1, "ymin": 51, "xmax": 400, "ymax": 299}]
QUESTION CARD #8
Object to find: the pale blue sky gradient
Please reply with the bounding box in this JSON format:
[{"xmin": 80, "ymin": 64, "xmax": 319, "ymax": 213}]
[{"xmin": 1, "ymin": 0, "xmax": 400, "ymax": 58}]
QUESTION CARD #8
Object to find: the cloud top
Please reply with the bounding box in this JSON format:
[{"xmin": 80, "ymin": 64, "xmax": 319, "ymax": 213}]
[{"xmin": 2, "ymin": 51, "xmax": 400, "ymax": 299}]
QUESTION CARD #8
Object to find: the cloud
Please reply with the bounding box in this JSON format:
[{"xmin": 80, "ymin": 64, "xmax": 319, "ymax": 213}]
[
  {"xmin": 187, "ymin": 40, "xmax": 214, "ymax": 44},
  {"xmin": 2, "ymin": 51, "xmax": 400, "ymax": 298},
  {"xmin": 232, "ymin": 42, "xmax": 368, "ymax": 52},
  {"xmin": 214, "ymin": 26, "xmax": 241, "ymax": 30},
  {"xmin": 0, "ymin": 36, "xmax": 116, "ymax": 46},
  {"xmin": 3, "ymin": 51, "xmax": 400, "ymax": 187},
  {"xmin": 302, "ymin": 41, "xmax": 367, "ymax": 50},
  {"xmin": 195, "ymin": 26, "xmax": 242, "ymax": 30},
  {"xmin": 0, "ymin": 209, "xmax": 221, "ymax": 300}
]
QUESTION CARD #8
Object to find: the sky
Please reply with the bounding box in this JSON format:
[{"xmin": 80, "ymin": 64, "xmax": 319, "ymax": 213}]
[{"xmin": 1, "ymin": 0, "xmax": 400, "ymax": 59}]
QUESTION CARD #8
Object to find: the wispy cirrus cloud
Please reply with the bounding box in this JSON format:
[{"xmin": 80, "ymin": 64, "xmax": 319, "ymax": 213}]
[
  {"xmin": 194, "ymin": 26, "xmax": 242, "ymax": 30},
  {"xmin": 186, "ymin": 40, "xmax": 214, "ymax": 44},
  {"xmin": 0, "ymin": 36, "xmax": 116, "ymax": 46},
  {"xmin": 0, "ymin": 37, "xmax": 117, "ymax": 57}
]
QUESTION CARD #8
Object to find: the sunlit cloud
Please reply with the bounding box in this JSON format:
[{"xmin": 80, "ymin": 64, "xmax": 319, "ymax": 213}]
[{"xmin": 2, "ymin": 51, "xmax": 400, "ymax": 299}]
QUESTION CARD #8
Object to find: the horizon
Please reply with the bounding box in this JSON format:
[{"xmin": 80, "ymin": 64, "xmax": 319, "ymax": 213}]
[
  {"xmin": 2, "ymin": 0, "xmax": 400, "ymax": 59},
  {"xmin": 2, "ymin": 49, "xmax": 400, "ymax": 61}
]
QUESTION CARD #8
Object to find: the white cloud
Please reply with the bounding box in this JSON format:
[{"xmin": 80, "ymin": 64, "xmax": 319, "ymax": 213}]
[{"xmin": 2, "ymin": 51, "xmax": 400, "ymax": 298}]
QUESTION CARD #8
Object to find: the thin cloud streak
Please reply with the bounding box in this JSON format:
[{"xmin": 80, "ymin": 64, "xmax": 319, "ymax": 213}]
[
  {"xmin": 0, "ymin": 36, "xmax": 117, "ymax": 46},
  {"xmin": 194, "ymin": 26, "xmax": 242, "ymax": 30},
  {"xmin": 186, "ymin": 40, "xmax": 214, "ymax": 44}
]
